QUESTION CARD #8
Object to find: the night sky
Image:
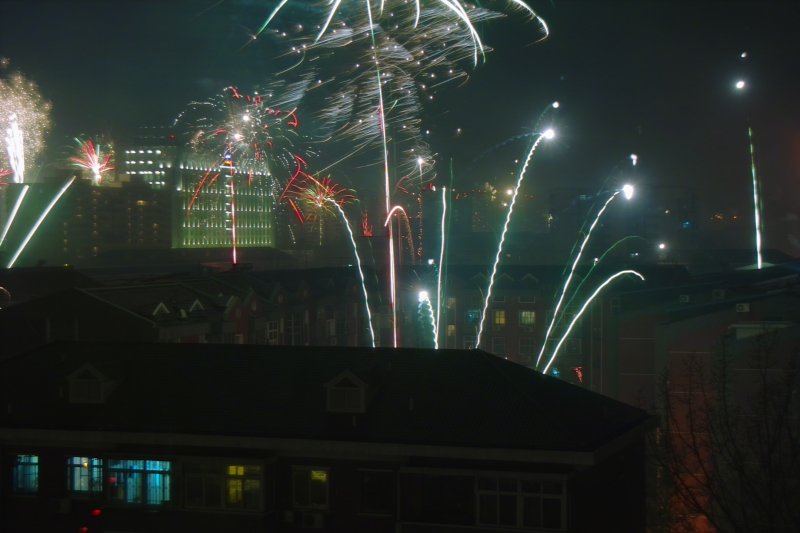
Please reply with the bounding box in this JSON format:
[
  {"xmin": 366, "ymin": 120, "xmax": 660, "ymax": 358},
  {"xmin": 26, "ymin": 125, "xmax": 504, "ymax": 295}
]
[{"xmin": 2, "ymin": 0, "xmax": 799, "ymax": 251}]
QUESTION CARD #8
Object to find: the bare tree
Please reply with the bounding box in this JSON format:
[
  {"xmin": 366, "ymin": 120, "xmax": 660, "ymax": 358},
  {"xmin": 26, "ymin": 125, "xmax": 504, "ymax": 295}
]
[{"xmin": 652, "ymin": 329, "xmax": 800, "ymax": 532}]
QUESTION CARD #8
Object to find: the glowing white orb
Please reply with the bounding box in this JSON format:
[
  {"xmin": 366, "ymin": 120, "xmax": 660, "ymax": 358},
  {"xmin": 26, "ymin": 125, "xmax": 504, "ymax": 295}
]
[
  {"xmin": 658, "ymin": 242, "xmax": 667, "ymax": 250},
  {"xmin": 505, "ymin": 188, "xmax": 513, "ymax": 196},
  {"xmin": 630, "ymin": 153, "xmax": 638, "ymax": 166},
  {"xmin": 622, "ymin": 184, "xmax": 635, "ymax": 200},
  {"xmin": 735, "ymin": 80, "xmax": 746, "ymax": 90},
  {"xmin": 543, "ymin": 128, "xmax": 556, "ymax": 140},
  {"xmin": 418, "ymin": 290, "xmax": 429, "ymax": 302},
  {"xmin": 552, "ymin": 101, "xmax": 560, "ymax": 109}
]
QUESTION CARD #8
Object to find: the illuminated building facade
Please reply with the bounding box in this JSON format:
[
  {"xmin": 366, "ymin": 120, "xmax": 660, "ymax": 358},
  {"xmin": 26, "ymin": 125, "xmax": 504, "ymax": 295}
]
[
  {"xmin": 174, "ymin": 160, "xmax": 277, "ymax": 250},
  {"xmin": 117, "ymin": 126, "xmax": 177, "ymax": 188}
]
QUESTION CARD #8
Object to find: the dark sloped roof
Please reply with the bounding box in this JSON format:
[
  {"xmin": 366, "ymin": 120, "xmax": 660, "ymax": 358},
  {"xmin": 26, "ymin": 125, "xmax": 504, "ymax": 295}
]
[{"xmin": 0, "ymin": 342, "xmax": 648, "ymax": 454}]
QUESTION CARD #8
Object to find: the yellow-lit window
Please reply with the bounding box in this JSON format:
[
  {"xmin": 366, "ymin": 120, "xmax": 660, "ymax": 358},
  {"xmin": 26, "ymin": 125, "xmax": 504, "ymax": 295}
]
[
  {"xmin": 519, "ymin": 310, "xmax": 535, "ymax": 328},
  {"xmin": 493, "ymin": 310, "xmax": 506, "ymax": 330}
]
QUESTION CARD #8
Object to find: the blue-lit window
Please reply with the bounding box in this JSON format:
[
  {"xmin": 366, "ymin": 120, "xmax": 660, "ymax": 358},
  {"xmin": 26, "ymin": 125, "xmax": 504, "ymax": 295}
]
[
  {"xmin": 465, "ymin": 309, "xmax": 480, "ymax": 324},
  {"xmin": 67, "ymin": 457, "xmax": 103, "ymax": 494},
  {"xmin": 108, "ymin": 459, "xmax": 171, "ymax": 505},
  {"xmin": 12, "ymin": 455, "xmax": 38, "ymax": 494}
]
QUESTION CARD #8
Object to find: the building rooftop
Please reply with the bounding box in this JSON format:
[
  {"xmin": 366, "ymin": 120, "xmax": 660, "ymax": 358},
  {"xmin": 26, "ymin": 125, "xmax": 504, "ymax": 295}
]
[{"xmin": 0, "ymin": 342, "xmax": 649, "ymax": 456}]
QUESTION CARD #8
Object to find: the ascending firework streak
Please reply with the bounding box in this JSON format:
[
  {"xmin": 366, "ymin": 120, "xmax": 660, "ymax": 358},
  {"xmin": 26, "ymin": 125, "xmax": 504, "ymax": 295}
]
[
  {"xmin": 541, "ymin": 270, "xmax": 644, "ymax": 375},
  {"xmin": 435, "ymin": 186, "xmax": 447, "ymax": 349},
  {"xmin": 328, "ymin": 199, "xmax": 376, "ymax": 347},
  {"xmin": 475, "ymin": 121, "xmax": 556, "ymax": 349},
  {"xmin": 747, "ymin": 126, "xmax": 763, "ymax": 270},
  {"xmin": 4, "ymin": 114, "xmax": 24, "ymax": 183},
  {"xmin": 70, "ymin": 138, "xmax": 115, "ymax": 185},
  {"xmin": 0, "ymin": 184, "xmax": 29, "ymax": 246},
  {"xmin": 6, "ymin": 177, "xmax": 76, "ymax": 268},
  {"xmin": 535, "ymin": 184, "xmax": 634, "ymax": 368}
]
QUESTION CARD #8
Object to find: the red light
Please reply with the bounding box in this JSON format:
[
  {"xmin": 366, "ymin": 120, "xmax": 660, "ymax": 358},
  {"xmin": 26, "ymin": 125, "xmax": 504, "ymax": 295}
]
[
  {"xmin": 90, "ymin": 508, "xmax": 102, "ymax": 518},
  {"xmin": 79, "ymin": 527, "xmax": 89, "ymax": 533}
]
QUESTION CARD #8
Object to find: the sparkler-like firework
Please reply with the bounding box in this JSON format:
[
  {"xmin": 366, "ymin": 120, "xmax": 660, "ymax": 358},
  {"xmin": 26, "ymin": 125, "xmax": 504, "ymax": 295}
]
[
  {"xmin": 0, "ymin": 64, "xmax": 51, "ymax": 183},
  {"xmin": 70, "ymin": 138, "xmax": 115, "ymax": 185},
  {"xmin": 417, "ymin": 290, "xmax": 437, "ymax": 348}
]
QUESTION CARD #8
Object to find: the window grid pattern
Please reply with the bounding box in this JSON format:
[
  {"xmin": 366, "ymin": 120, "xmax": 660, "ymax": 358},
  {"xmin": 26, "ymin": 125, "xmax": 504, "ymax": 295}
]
[
  {"xmin": 67, "ymin": 456, "xmax": 103, "ymax": 494},
  {"xmin": 477, "ymin": 477, "xmax": 564, "ymax": 530},
  {"xmin": 12, "ymin": 455, "xmax": 38, "ymax": 494}
]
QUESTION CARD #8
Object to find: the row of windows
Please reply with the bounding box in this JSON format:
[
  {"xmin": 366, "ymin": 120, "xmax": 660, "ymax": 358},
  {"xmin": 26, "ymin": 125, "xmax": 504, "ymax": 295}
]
[
  {"xmin": 446, "ymin": 295, "xmax": 536, "ymax": 307},
  {"xmin": 11, "ymin": 455, "xmax": 330, "ymax": 513},
  {"xmin": 12, "ymin": 456, "xmax": 565, "ymax": 528},
  {"xmin": 463, "ymin": 309, "xmax": 536, "ymax": 329}
]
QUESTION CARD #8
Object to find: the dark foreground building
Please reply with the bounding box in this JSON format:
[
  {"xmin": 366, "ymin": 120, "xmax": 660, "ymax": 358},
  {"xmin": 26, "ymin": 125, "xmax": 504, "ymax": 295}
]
[{"xmin": 0, "ymin": 342, "xmax": 651, "ymax": 532}]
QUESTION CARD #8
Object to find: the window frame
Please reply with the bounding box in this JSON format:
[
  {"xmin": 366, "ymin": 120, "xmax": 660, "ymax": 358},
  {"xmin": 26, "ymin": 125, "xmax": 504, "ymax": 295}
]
[
  {"xmin": 12, "ymin": 454, "xmax": 39, "ymax": 494},
  {"xmin": 66, "ymin": 456, "xmax": 104, "ymax": 495},
  {"xmin": 107, "ymin": 458, "xmax": 172, "ymax": 506},
  {"xmin": 292, "ymin": 466, "xmax": 330, "ymax": 510},
  {"xmin": 476, "ymin": 475, "xmax": 566, "ymax": 530}
]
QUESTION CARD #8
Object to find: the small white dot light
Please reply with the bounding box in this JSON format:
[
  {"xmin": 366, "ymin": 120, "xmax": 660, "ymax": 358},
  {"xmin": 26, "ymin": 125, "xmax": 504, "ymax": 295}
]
[
  {"xmin": 658, "ymin": 242, "xmax": 667, "ymax": 250},
  {"xmin": 735, "ymin": 80, "xmax": 746, "ymax": 90},
  {"xmin": 552, "ymin": 101, "xmax": 560, "ymax": 109}
]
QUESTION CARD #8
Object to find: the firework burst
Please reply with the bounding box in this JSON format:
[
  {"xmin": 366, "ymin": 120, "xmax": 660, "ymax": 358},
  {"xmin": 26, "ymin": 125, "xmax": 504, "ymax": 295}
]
[
  {"xmin": 0, "ymin": 63, "xmax": 51, "ymax": 183},
  {"xmin": 286, "ymin": 174, "xmax": 355, "ymax": 244},
  {"xmin": 70, "ymin": 138, "xmax": 115, "ymax": 185}
]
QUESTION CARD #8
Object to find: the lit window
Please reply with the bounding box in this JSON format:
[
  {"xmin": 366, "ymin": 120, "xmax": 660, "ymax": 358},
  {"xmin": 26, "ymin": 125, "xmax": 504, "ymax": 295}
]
[
  {"xmin": 67, "ymin": 457, "xmax": 103, "ymax": 494},
  {"xmin": 292, "ymin": 467, "xmax": 329, "ymax": 509},
  {"xmin": 493, "ymin": 310, "xmax": 506, "ymax": 331},
  {"xmin": 225, "ymin": 465, "xmax": 262, "ymax": 510},
  {"xmin": 12, "ymin": 455, "xmax": 38, "ymax": 493},
  {"xmin": 446, "ymin": 324, "xmax": 456, "ymax": 337},
  {"xmin": 446, "ymin": 297, "xmax": 456, "ymax": 309},
  {"xmin": 108, "ymin": 459, "xmax": 171, "ymax": 505},
  {"xmin": 519, "ymin": 310, "xmax": 536, "ymax": 329},
  {"xmin": 465, "ymin": 309, "xmax": 480, "ymax": 324}
]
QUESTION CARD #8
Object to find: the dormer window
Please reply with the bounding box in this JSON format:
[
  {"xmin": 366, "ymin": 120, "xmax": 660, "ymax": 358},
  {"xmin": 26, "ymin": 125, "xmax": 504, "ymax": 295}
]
[
  {"xmin": 153, "ymin": 302, "xmax": 170, "ymax": 316},
  {"xmin": 189, "ymin": 299, "xmax": 205, "ymax": 312},
  {"xmin": 68, "ymin": 364, "xmax": 109, "ymax": 404},
  {"xmin": 325, "ymin": 371, "xmax": 366, "ymax": 414}
]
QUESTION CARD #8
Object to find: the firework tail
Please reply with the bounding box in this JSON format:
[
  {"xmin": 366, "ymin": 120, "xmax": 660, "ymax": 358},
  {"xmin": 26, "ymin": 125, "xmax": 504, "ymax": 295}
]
[
  {"xmin": 328, "ymin": 199, "xmax": 376, "ymax": 348},
  {"xmin": 7, "ymin": 177, "xmax": 76, "ymax": 268},
  {"xmin": 747, "ymin": 126, "xmax": 763, "ymax": 269},
  {"xmin": 542, "ymin": 270, "xmax": 644, "ymax": 375},
  {"xmin": 0, "ymin": 184, "xmax": 29, "ymax": 247},
  {"xmin": 435, "ymin": 186, "xmax": 447, "ymax": 349}
]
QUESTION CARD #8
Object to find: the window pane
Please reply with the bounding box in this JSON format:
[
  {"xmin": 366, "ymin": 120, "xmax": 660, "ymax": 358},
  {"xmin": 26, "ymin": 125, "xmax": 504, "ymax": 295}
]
[
  {"xmin": 12, "ymin": 455, "xmax": 38, "ymax": 493},
  {"xmin": 243, "ymin": 479, "xmax": 262, "ymax": 510},
  {"xmin": 205, "ymin": 477, "xmax": 222, "ymax": 508},
  {"xmin": 227, "ymin": 478, "xmax": 243, "ymax": 507},
  {"xmin": 542, "ymin": 497, "xmax": 562, "ymax": 528},
  {"xmin": 67, "ymin": 456, "xmax": 103, "ymax": 493},
  {"xmin": 360, "ymin": 470, "xmax": 394, "ymax": 514},
  {"xmin": 542, "ymin": 481, "xmax": 562, "ymax": 494},
  {"xmin": 477, "ymin": 477, "xmax": 497, "ymax": 491},
  {"xmin": 146, "ymin": 471, "xmax": 170, "ymax": 504},
  {"xmin": 498, "ymin": 478, "xmax": 517, "ymax": 492},
  {"xmin": 293, "ymin": 470, "xmax": 309, "ymax": 507},
  {"xmin": 523, "ymin": 496, "xmax": 542, "ymax": 527},
  {"xmin": 479, "ymin": 494, "xmax": 497, "ymax": 524},
  {"xmin": 498, "ymin": 494, "xmax": 517, "ymax": 525}
]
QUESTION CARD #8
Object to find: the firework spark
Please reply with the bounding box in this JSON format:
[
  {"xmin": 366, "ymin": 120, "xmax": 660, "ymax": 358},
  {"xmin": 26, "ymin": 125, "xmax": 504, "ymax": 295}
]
[
  {"xmin": 70, "ymin": 138, "xmax": 115, "ymax": 185},
  {"xmin": 435, "ymin": 186, "xmax": 447, "ymax": 349}
]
